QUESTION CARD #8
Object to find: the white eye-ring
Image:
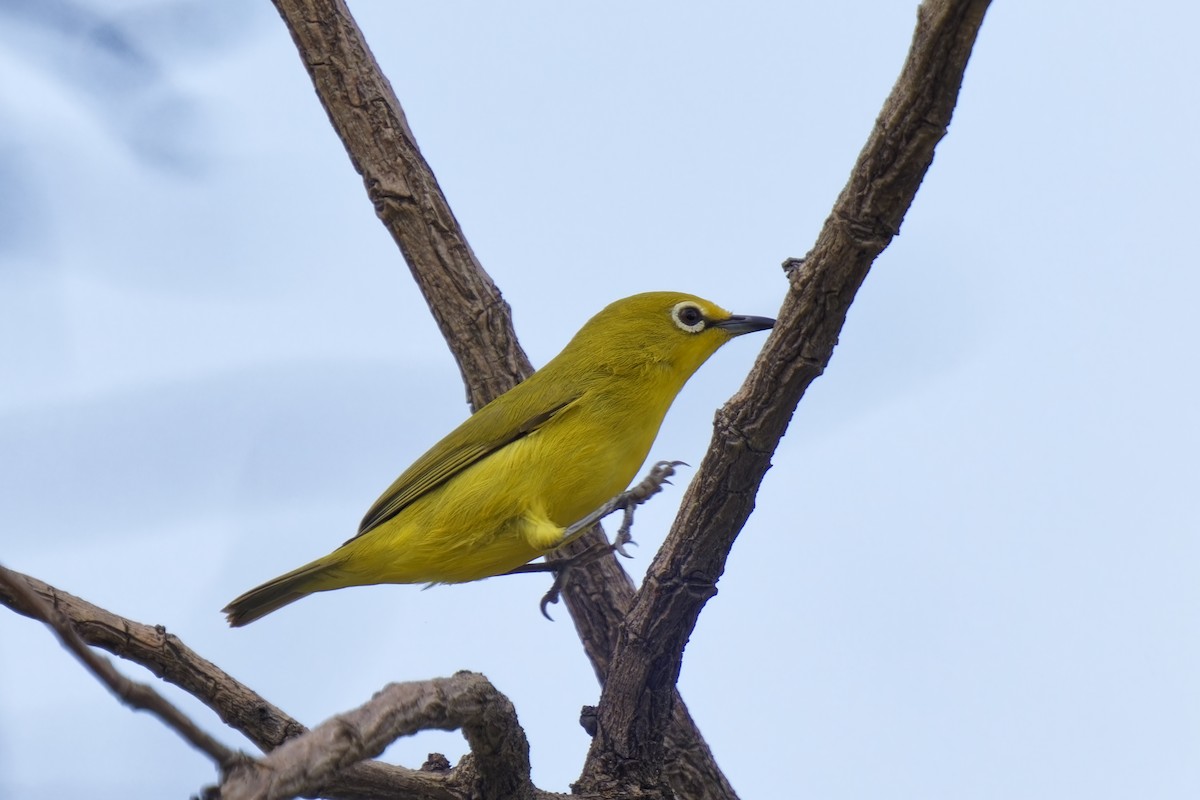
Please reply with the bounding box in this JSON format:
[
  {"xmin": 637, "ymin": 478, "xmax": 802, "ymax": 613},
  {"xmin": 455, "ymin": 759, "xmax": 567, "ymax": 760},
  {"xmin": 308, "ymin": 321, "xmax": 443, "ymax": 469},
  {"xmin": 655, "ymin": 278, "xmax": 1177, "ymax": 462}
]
[{"xmin": 671, "ymin": 301, "xmax": 706, "ymax": 333}]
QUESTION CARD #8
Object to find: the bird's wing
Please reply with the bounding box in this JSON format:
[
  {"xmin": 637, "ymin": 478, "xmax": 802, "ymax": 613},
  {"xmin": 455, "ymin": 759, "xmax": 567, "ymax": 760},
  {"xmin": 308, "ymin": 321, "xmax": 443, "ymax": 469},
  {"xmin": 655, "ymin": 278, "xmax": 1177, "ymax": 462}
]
[{"xmin": 352, "ymin": 384, "xmax": 582, "ymax": 538}]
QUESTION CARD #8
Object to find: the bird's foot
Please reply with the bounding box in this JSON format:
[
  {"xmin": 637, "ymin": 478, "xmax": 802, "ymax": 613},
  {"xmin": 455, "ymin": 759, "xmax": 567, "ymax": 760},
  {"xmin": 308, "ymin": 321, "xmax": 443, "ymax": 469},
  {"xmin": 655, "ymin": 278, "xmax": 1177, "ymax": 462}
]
[{"xmin": 535, "ymin": 459, "xmax": 686, "ymax": 618}]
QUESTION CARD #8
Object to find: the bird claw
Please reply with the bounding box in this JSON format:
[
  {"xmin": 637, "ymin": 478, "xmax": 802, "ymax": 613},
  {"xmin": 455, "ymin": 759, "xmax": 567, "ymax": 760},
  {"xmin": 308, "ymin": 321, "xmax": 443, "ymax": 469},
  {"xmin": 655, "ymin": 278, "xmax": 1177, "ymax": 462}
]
[
  {"xmin": 539, "ymin": 582, "xmax": 562, "ymax": 620},
  {"xmin": 611, "ymin": 501, "xmax": 638, "ymax": 556},
  {"xmin": 628, "ymin": 460, "xmax": 686, "ymax": 503}
]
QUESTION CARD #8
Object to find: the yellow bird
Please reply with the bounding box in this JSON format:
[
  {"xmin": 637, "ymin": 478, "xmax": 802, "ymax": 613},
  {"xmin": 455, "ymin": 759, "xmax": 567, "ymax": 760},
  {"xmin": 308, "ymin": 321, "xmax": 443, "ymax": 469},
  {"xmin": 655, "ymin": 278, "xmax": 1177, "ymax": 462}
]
[{"xmin": 223, "ymin": 292, "xmax": 773, "ymax": 626}]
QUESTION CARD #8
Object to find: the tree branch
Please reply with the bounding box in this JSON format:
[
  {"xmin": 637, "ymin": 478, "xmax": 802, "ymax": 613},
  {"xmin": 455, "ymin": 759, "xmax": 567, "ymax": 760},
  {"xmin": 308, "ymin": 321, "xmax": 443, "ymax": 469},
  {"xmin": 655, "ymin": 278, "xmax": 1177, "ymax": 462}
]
[
  {"xmin": 578, "ymin": 0, "xmax": 993, "ymax": 793},
  {"xmin": 2, "ymin": 3, "xmax": 994, "ymax": 797},
  {"xmin": 268, "ymin": 0, "xmax": 531, "ymax": 410},
  {"xmin": 268, "ymin": 2, "xmax": 735, "ymax": 796},
  {"xmin": 0, "ymin": 564, "xmax": 238, "ymax": 770},
  {"xmin": 0, "ymin": 566, "xmax": 456, "ymax": 800},
  {"xmin": 219, "ymin": 672, "xmax": 537, "ymax": 800}
]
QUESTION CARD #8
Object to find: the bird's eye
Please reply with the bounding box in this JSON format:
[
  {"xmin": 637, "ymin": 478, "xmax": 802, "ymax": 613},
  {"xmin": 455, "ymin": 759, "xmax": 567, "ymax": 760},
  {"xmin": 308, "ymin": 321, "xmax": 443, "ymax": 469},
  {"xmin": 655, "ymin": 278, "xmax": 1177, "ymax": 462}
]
[{"xmin": 671, "ymin": 302, "xmax": 706, "ymax": 333}]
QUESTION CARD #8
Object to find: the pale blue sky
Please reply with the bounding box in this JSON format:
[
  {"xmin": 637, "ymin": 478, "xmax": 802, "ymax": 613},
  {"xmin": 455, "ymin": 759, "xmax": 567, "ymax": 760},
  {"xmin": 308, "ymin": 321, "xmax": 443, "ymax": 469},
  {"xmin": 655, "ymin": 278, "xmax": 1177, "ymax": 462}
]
[{"xmin": 1, "ymin": 2, "xmax": 1197, "ymax": 798}]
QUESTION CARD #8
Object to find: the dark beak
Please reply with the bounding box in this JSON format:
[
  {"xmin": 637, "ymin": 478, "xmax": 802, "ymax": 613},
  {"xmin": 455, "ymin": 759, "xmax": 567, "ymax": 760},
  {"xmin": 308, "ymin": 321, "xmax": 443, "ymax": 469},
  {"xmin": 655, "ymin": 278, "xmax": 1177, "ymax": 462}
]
[{"xmin": 713, "ymin": 314, "xmax": 775, "ymax": 335}]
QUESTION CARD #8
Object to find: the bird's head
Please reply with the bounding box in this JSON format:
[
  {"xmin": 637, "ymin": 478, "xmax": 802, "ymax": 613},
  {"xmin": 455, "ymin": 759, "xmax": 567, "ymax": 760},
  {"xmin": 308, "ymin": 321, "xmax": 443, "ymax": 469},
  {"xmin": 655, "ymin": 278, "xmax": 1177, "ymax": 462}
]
[{"xmin": 560, "ymin": 291, "xmax": 775, "ymax": 382}]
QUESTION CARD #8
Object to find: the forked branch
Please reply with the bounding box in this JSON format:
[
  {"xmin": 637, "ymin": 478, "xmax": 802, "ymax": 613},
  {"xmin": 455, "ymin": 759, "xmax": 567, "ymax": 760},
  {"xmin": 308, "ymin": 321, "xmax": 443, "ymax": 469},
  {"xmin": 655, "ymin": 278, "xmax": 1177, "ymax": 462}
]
[
  {"xmin": 0, "ymin": 565, "xmax": 238, "ymax": 770},
  {"xmin": 0, "ymin": 566, "xmax": 456, "ymax": 800},
  {"xmin": 0, "ymin": 1, "xmax": 993, "ymax": 797},
  {"xmin": 269, "ymin": 0, "xmax": 735, "ymax": 796}
]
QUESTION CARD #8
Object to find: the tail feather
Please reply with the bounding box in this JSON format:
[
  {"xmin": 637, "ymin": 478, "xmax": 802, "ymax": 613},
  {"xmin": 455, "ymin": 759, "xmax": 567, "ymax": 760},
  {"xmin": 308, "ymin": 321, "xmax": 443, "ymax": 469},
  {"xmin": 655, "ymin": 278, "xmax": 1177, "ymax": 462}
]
[{"xmin": 223, "ymin": 559, "xmax": 341, "ymax": 627}]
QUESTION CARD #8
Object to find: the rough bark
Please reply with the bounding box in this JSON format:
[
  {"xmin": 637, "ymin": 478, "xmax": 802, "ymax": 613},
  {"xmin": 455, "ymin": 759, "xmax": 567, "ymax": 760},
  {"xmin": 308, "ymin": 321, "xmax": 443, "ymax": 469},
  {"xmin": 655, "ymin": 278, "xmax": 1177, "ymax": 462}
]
[
  {"xmin": 0, "ymin": 567, "xmax": 237, "ymax": 769},
  {"xmin": 219, "ymin": 673, "xmax": 535, "ymax": 800},
  {"xmin": 269, "ymin": 1, "xmax": 736, "ymax": 797},
  {"xmin": 0, "ymin": 1, "xmax": 993, "ymax": 797},
  {"xmin": 268, "ymin": 0, "xmax": 531, "ymax": 412},
  {"xmin": 0, "ymin": 566, "xmax": 457, "ymax": 800},
  {"xmin": 577, "ymin": 0, "xmax": 993, "ymax": 793}
]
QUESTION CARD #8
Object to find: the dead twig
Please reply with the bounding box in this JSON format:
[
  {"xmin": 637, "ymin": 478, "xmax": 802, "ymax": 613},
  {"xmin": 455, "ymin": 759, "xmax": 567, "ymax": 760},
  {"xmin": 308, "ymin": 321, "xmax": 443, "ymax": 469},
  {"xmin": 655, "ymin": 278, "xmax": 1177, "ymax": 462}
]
[
  {"xmin": 220, "ymin": 672, "xmax": 534, "ymax": 800},
  {"xmin": 0, "ymin": 563, "xmax": 239, "ymax": 770},
  {"xmin": 0, "ymin": 566, "xmax": 455, "ymax": 800}
]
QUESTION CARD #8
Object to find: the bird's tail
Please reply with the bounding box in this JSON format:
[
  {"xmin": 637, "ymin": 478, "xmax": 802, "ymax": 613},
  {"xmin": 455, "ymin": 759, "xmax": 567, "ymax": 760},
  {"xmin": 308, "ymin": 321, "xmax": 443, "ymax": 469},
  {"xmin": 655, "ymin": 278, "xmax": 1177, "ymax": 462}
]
[{"xmin": 223, "ymin": 556, "xmax": 346, "ymax": 627}]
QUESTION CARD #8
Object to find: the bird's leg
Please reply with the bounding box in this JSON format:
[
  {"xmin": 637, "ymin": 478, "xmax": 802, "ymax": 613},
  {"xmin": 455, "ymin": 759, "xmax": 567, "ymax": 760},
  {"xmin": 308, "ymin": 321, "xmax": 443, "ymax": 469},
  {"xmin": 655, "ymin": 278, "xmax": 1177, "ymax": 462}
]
[{"xmin": 505, "ymin": 460, "xmax": 686, "ymax": 619}]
